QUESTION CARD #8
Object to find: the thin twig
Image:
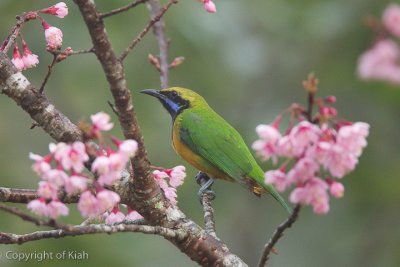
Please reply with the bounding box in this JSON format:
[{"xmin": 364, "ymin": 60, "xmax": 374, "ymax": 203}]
[
  {"xmin": 3, "ymin": 17, "xmax": 24, "ymax": 53},
  {"xmin": 307, "ymin": 92, "xmax": 314, "ymax": 121},
  {"xmin": 101, "ymin": 0, "xmax": 149, "ymax": 18},
  {"xmin": 39, "ymin": 54, "xmax": 58, "ymax": 93},
  {"xmin": 70, "ymin": 48, "xmax": 95, "ymax": 55},
  {"xmin": 118, "ymin": 0, "xmax": 177, "ymax": 62},
  {"xmin": 0, "ymin": 203, "xmax": 62, "ymax": 229},
  {"xmin": 30, "ymin": 121, "xmax": 40, "ymax": 129},
  {"xmin": 257, "ymin": 205, "xmax": 301, "ymax": 267},
  {"xmin": 202, "ymin": 192, "xmax": 217, "ymax": 238},
  {"xmin": 0, "ymin": 223, "xmax": 186, "ymax": 245},
  {"xmin": 147, "ymin": 0, "xmax": 171, "ymax": 88},
  {"xmin": 107, "ymin": 100, "xmax": 120, "ymax": 116}
]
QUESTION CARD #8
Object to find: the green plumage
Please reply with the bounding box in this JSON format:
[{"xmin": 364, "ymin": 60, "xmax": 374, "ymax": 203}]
[
  {"xmin": 141, "ymin": 87, "xmax": 291, "ymax": 213},
  {"xmin": 179, "ymin": 106, "xmax": 291, "ymax": 213}
]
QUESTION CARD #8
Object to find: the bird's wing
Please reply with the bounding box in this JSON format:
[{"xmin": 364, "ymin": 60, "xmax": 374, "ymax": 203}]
[
  {"xmin": 179, "ymin": 109, "xmax": 292, "ymax": 213},
  {"xmin": 179, "ymin": 109, "xmax": 258, "ymax": 182}
]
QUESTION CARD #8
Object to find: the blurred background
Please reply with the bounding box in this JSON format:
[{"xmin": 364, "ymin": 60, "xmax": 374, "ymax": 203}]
[{"xmin": 0, "ymin": 0, "xmax": 399, "ymax": 266}]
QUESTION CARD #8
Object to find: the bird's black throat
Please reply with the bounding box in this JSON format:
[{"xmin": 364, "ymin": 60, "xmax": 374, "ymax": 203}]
[{"xmin": 141, "ymin": 89, "xmax": 189, "ymax": 121}]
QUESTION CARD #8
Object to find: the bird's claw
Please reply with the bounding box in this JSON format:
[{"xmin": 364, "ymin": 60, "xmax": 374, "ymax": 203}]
[
  {"xmin": 198, "ymin": 188, "xmax": 216, "ymax": 202},
  {"xmin": 195, "ymin": 172, "xmax": 216, "ymax": 204}
]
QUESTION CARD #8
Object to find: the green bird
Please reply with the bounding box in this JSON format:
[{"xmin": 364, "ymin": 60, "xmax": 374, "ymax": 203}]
[{"xmin": 141, "ymin": 87, "xmax": 290, "ymax": 213}]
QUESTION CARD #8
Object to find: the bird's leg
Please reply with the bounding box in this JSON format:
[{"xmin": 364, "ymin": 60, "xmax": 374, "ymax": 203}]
[
  {"xmin": 196, "ymin": 172, "xmax": 218, "ymax": 238},
  {"xmin": 195, "ymin": 172, "xmax": 215, "ymax": 203}
]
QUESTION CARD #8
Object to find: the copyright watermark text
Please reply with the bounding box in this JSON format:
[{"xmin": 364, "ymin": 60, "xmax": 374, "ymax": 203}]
[{"xmin": 0, "ymin": 250, "xmax": 89, "ymax": 262}]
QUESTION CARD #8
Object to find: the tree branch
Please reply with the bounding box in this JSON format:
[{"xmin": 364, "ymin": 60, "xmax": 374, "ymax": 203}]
[
  {"xmin": 257, "ymin": 205, "xmax": 301, "ymax": 267},
  {"xmin": 73, "ymin": 1, "xmax": 249, "ymax": 265},
  {"xmin": 0, "ymin": 52, "xmax": 83, "ymax": 142},
  {"xmin": 147, "ymin": 0, "xmax": 170, "ymax": 88},
  {"xmin": 0, "ymin": 187, "xmax": 79, "ymax": 204},
  {"xmin": 0, "ymin": 223, "xmax": 185, "ymax": 245},
  {"xmin": 73, "ymin": 0, "xmax": 170, "ymax": 225},
  {"xmin": 118, "ymin": 0, "xmax": 176, "ymax": 62},
  {"xmin": 101, "ymin": 0, "xmax": 149, "ymax": 19},
  {"xmin": 0, "ymin": 2, "xmax": 250, "ymax": 265}
]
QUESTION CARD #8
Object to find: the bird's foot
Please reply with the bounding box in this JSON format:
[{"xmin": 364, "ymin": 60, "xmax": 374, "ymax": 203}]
[{"xmin": 195, "ymin": 172, "xmax": 216, "ymax": 203}]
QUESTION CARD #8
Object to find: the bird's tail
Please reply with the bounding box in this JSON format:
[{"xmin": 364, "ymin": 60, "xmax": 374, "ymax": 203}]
[{"xmin": 259, "ymin": 182, "xmax": 292, "ymax": 214}]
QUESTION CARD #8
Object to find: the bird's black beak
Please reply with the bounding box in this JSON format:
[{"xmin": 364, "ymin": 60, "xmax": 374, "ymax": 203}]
[{"xmin": 140, "ymin": 89, "xmax": 166, "ymax": 100}]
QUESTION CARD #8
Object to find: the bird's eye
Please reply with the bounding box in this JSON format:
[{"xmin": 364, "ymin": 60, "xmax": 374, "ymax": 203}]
[{"xmin": 171, "ymin": 91, "xmax": 178, "ymax": 98}]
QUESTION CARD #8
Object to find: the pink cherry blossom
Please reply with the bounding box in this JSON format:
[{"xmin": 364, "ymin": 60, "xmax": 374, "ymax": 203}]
[
  {"xmin": 11, "ymin": 44, "xmax": 24, "ymax": 71},
  {"xmin": 95, "ymin": 154, "xmax": 126, "ymax": 186},
  {"xmin": 153, "ymin": 170, "xmax": 170, "ymax": 189},
  {"xmin": 97, "ymin": 190, "xmax": 120, "ymax": 212},
  {"xmin": 41, "ymin": 2, "xmax": 68, "ymax": 18},
  {"xmin": 68, "ymin": 142, "xmax": 89, "ymax": 172},
  {"xmin": 50, "ymin": 142, "xmax": 69, "ymax": 161},
  {"xmin": 90, "ymin": 112, "xmax": 114, "ymax": 134},
  {"xmin": 288, "ymin": 121, "xmax": 321, "ymax": 156},
  {"xmin": 98, "ymin": 171, "xmax": 121, "ymax": 186},
  {"xmin": 336, "ymin": 122, "xmax": 369, "ymax": 157},
  {"xmin": 287, "ymin": 157, "xmax": 319, "ymax": 184},
  {"xmin": 325, "ymin": 95, "xmax": 337, "ymax": 103},
  {"xmin": 382, "ymin": 4, "xmax": 400, "ymax": 37},
  {"xmin": 289, "ymin": 177, "xmax": 329, "ymax": 214},
  {"xmin": 47, "ymin": 200, "xmax": 69, "ymax": 219},
  {"xmin": 319, "ymin": 106, "xmax": 337, "ymax": 118},
  {"xmin": 252, "ymin": 124, "xmax": 282, "ymax": 162},
  {"xmin": 91, "ymin": 156, "xmax": 110, "ymax": 175},
  {"xmin": 203, "ymin": 0, "xmax": 217, "ymax": 13},
  {"xmin": 21, "ymin": 40, "xmax": 39, "ymax": 69},
  {"xmin": 54, "ymin": 142, "xmax": 89, "ymax": 173},
  {"xmin": 27, "ymin": 195, "xmax": 68, "ymax": 220},
  {"xmin": 64, "ymin": 175, "xmax": 88, "ymax": 194},
  {"xmin": 29, "ymin": 153, "xmax": 51, "ymax": 176},
  {"xmin": 152, "ymin": 169, "xmax": 182, "ymax": 205},
  {"xmin": 169, "ymin": 165, "xmax": 186, "ymax": 188},
  {"xmin": 118, "ymin": 139, "xmax": 138, "ymax": 158},
  {"xmin": 276, "ymin": 135, "xmax": 296, "ymax": 158},
  {"xmin": 329, "ymin": 181, "xmax": 344, "ymax": 198},
  {"xmin": 314, "ymin": 141, "xmax": 358, "ymax": 178},
  {"xmin": 105, "ymin": 208, "xmax": 125, "ymax": 225},
  {"xmin": 265, "ymin": 169, "xmax": 288, "ymax": 192},
  {"xmin": 43, "ymin": 169, "xmax": 68, "ymax": 186},
  {"xmin": 38, "ymin": 181, "xmax": 58, "ymax": 199},
  {"xmin": 78, "ymin": 191, "xmax": 101, "ymax": 218},
  {"xmin": 108, "ymin": 153, "xmax": 127, "ymax": 172},
  {"xmin": 42, "ymin": 21, "xmax": 63, "ymax": 51},
  {"xmin": 125, "ymin": 210, "xmax": 144, "ymax": 221},
  {"xmin": 92, "ymin": 153, "xmax": 127, "ymax": 186},
  {"xmin": 163, "ymin": 186, "xmax": 178, "ymax": 206},
  {"xmin": 27, "ymin": 198, "xmax": 49, "ymax": 217},
  {"xmin": 357, "ymin": 40, "xmax": 400, "ymax": 84}
]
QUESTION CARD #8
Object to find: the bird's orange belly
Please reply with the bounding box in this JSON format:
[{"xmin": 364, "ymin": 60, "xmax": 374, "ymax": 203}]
[{"xmin": 172, "ymin": 128, "xmax": 233, "ymax": 181}]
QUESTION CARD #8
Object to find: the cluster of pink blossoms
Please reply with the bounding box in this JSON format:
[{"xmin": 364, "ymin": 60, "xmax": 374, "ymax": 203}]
[
  {"xmin": 28, "ymin": 112, "xmax": 137, "ymax": 220},
  {"xmin": 103, "ymin": 166, "xmax": 186, "ymax": 225},
  {"xmin": 153, "ymin": 166, "xmax": 186, "ymax": 206},
  {"xmin": 252, "ymin": 81, "xmax": 369, "ymax": 214},
  {"xmin": 1, "ymin": 2, "xmax": 68, "ymax": 71},
  {"xmin": 28, "ymin": 111, "xmax": 187, "ymax": 224},
  {"xmin": 358, "ymin": 4, "xmax": 400, "ymax": 85}
]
